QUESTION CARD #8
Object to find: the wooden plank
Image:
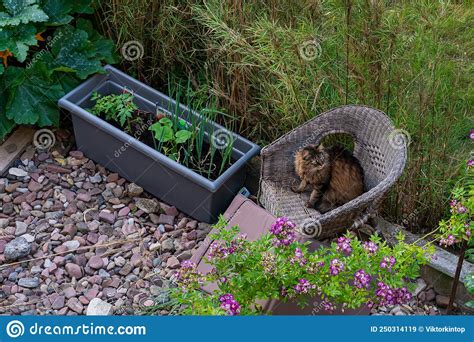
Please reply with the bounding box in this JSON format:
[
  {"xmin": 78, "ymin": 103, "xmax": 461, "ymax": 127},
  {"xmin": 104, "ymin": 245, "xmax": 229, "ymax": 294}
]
[{"xmin": 0, "ymin": 126, "xmax": 35, "ymax": 175}]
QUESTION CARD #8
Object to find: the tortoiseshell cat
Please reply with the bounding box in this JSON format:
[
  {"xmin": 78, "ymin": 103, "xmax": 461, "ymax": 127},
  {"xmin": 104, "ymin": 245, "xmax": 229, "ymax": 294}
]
[{"xmin": 291, "ymin": 144, "xmax": 364, "ymax": 213}]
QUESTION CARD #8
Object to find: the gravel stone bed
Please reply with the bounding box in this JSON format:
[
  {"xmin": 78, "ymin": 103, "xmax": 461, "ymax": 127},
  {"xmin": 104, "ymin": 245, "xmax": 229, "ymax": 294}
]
[{"xmin": 0, "ymin": 147, "xmax": 211, "ymax": 315}]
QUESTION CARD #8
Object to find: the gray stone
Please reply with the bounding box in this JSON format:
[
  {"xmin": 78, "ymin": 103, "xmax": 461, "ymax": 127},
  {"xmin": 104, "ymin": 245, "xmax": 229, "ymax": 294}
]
[
  {"xmin": 9, "ymin": 167, "xmax": 28, "ymax": 177},
  {"xmin": 45, "ymin": 211, "xmax": 64, "ymax": 220},
  {"xmin": 127, "ymin": 183, "xmax": 143, "ymax": 197},
  {"xmin": 135, "ymin": 198, "xmax": 159, "ymax": 214},
  {"xmin": 4, "ymin": 237, "xmax": 31, "ymax": 261},
  {"xmin": 89, "ymin": 173, "xmax": 102, "ymax": 183},
  {"xmin": 0, "ymin": 218, "xmax": 9, "ymax": 229},
  {"xmin": 98, "ymin": 269, "xmax": 110, "ymax": 278},
  {"xmin": 177, "ymin": 250, "xmax": 192, "ymax": 261},
  {"xmin": 114, "ymin": 256, "xmax": 126, "ymax": 267},
  {"xmin": 15, "ymin": 221, "xmax": 28, "ymax": 236},
  {"xmin": 18, "ymin": 277, "xmax": 39, "ymax": 288},
  {"xmin": 63, "ymin": 240, "xmax": 80, "ymax": 251},
  {"xmin": 161, "ymin": 238, "xmax": 174, "ymax": 253},
  {"xmin": 86, "ymin": 298, "xmax": 113, "ymax": 316},
  {"xmin": 21, "ymin": 234, "xmax": 35, "ymax": 243}
]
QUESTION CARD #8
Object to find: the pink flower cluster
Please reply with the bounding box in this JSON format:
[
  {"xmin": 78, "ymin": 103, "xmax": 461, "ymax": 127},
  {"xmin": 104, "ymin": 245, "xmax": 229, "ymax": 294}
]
[
  {"xmin": 270, "ymin": 217, "xmax": 297, "ymax": 247},
  {"xmin": 363, "ymin": 241, "xmax": 378, "ymax": 255},
  {"xmin": 439, "ymin": 234, "xmax": 455, "ymax": 247},
  {"xmin": 321, "ymin": 299, "xmax": 335, "ymax": 312},
  {"xmin": 329, "ymin": 258, "xmax": 344, "ymax": 275},
  {"xmin": 375, "ymin": 282, "xmax": 412, "ymax": 306},
  {"xmin": 208, "ymin": 234, "xmax": 246, "ymax": 261},
  {"xmin": 380, "ymin": 256, "xmax": 396, "ymax": 270},
  {"xmin": 219, "ymin": 294, "xmax": 241, "ymax": 316},
  {"xmin": 353, "ymin": 269, "xmax": 371, "ymax": 289},
  {"xmin": 336, "ymin": 237, "xmax": 352, "ymax": 255},
  {"xmin": 176, "ymin": 260, "xmax": 202, "ymax": 291},
  {"xmin": 294, "ymin": 278, "xmax": 316, "ymax": 294},
  {"xmin": 450, "ymin": 199, "xmax": 467, "ymax": 214},
  {"xmin": 290, "ymin": 247, "xmax": 307, "ymax": 266}
]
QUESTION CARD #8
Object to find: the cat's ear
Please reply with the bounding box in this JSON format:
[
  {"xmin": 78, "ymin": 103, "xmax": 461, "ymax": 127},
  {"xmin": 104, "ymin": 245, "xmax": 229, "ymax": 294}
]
[{"xmin": 316, "ymin": 143, "xmax": 324, "ymax": 150}]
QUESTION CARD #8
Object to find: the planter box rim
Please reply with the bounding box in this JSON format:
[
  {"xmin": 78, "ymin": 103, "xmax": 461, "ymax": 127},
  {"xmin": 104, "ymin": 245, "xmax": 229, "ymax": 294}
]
[{"xmin": 58, "ymin": 65, "xmax": 260, "ymax": 192}]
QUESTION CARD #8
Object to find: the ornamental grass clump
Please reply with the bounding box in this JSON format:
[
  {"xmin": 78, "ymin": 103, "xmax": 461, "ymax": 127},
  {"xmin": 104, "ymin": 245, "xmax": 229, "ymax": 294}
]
[{"xmin": 169, "ymin": 216, "xmax": 432, "ymax": 315}]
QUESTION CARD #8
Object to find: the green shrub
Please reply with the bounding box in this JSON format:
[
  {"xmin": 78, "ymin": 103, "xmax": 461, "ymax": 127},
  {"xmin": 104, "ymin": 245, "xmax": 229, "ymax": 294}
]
[
  {"xmin": 165, "ymin": 217, "xmax": 431, "ymax": 315},
  {"xmin": 0, "ymin": 0, "xmax": 116, "ymax": 139}
]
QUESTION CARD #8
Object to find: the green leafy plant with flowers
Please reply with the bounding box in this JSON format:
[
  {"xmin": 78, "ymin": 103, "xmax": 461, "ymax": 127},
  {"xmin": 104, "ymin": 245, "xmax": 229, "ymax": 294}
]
[
  {"xmin": 436, "ymin": 159, "xmax": 473, "ymax": 260},
  {"xmin": 433, "ymin": 158, "xmax": 473, "ymax": 313},
  {"xmin": 167, "ymin": 216, "xmax": 432, "ymax": 315}
]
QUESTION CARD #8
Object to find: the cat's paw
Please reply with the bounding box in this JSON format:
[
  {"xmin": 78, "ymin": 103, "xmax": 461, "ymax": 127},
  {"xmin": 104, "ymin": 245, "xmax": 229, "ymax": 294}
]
[
  {"xmin": 291, "ymin": 185, "xmax": 300, "ymax": 193},
  {"xmin": 305, "ymin": 201, "xmax": 314, "ymax": 208}
]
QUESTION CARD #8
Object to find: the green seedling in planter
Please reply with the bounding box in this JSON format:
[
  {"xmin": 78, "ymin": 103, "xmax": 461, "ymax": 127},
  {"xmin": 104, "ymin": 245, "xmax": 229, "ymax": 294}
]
[
  {"xmin": 91, "ymin": 92, "xmax": 138, "ymax": 132},
  {"xmin": 149, "ymin": 117, "xmax": 192, "ymax": 161},
  {"xmin": 157, "ymin": 216, "xmax": 432, "ymax": 316}
]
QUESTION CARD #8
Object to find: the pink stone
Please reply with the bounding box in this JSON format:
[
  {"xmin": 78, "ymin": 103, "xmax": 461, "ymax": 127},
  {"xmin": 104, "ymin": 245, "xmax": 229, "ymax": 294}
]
[
  {"xmin": 65, "ymin": 263, "xmax": 83, "ymax": 279},
  {"xmin": 77, "ymin": 193, "xmax": 91, "ymax": 202},
  {"xmin": 88, "ymin": 255, "xmax": 104, "ymax": 269},
  {"xmin": 118, "ymin": 207, "xmax": 130, "ymax": 217},
  {"xmin": 166, "ymin": 256, "xmax": 180, "ymax": 269}
]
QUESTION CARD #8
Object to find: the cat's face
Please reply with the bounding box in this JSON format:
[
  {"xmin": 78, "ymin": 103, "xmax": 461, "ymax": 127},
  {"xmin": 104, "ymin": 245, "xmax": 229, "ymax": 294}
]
[{"xmin": 298, "ymin": 144, "xmax": 328, "ymax": 169}]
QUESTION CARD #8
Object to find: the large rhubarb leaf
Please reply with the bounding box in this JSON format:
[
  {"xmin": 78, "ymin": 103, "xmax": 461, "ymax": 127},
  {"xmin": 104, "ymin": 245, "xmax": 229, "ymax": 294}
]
[
  {"xmin": 51, "ymin": 21, "xmax": 116, "ymax": 79},
  {"xmin": 76, "ymin": 19, "xmax": 116, "ymax": 63},
  {"xmin": 39, "ymin": 0, "xmax": 73, "ymax": 25},
  {"xmin": 70, "ymin": 0, "xmax": 93, "ymax": 14},
  {"xmin": 0, "ymin": 0, "xmax": 48, "ymax": 27},
  {"xmin": 0, "ymin": 23, "xmax": 37, "ymax": 61},
  {"xmin": 38, "ymin": 0, "xmax": 92, "ymax": 26},
  {"xmin": 0, "ymin": 80, "xmax": 16, "ymax": 140},
  {"xmin": 4, "ymin": 61, "xmax": 65, "ymax": 126}
]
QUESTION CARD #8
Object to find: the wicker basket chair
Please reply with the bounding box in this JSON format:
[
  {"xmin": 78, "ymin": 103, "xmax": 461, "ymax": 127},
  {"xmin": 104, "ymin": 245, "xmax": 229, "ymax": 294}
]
[{"xmin": 259, "ymin": 105, "xmax": 407, "ymax": 239}]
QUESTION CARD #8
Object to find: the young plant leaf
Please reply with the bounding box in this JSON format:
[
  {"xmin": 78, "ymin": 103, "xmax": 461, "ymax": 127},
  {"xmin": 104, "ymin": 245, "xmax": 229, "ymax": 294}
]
[
  {"xmin": 159, "ymin": 117, "xmax": 173, "ymax": 127},
  {"xmin": 175, "ymin": 130, "xmax": 192, "ymax": 144},
  {"xmin": 150, "ymin": 122, "xmax": 173, "ymax": 142}
]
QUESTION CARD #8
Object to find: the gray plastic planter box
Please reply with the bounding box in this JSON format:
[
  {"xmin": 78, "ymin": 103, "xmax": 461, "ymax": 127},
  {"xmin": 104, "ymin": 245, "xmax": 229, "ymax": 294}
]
[{"xmin": 58, "ymin": 65, "xmax": 260, "ymax": 223}]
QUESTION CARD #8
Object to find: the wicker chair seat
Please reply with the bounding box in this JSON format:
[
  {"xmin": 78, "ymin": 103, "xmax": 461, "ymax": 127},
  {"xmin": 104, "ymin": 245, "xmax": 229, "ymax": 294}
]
[{"xmin": 259, "ymin": 105, "xmax": 407, "ymax": 239}]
